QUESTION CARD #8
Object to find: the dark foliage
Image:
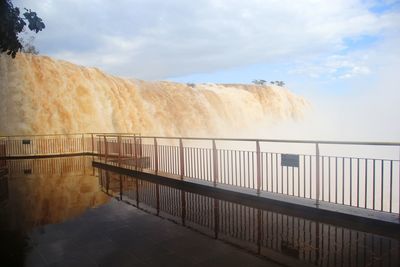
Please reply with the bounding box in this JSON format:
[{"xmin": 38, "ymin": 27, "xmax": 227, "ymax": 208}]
[
  {"xmin": 0, "ymin": 0, "xmax": 45, "ymax": 58},
  {"xmin": 252, "ymin": 79, "xmax": 267, "ymax": 85}
]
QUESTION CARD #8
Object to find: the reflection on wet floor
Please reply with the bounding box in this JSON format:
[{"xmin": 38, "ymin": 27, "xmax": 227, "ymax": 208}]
[
  {"xmin": 0, "ymin": 157, "xmax": 109, "ymax": 266},
  {"xmin": 100, "ymin": 170, "xmax": 400, "ymax": 267},
  {"xmin": 0, "ymin": 156, "xmax": 399, "ymax": 266},
  {"xmin": 2, "ymin": 157, "xmax": 108, "ymax": 231},
  {"xmin": 0, "ymin": 157, "xmax": 277, "ymax": 267}
]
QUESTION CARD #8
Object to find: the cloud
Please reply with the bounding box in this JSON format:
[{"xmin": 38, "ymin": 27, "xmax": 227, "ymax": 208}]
[
  {"xmin": 14, "ymin": 0, "xmax": 400, "ymax": 80},
  {"xmin": 289, "ymin": 53, "xmax": 372, "ymax": 79}
]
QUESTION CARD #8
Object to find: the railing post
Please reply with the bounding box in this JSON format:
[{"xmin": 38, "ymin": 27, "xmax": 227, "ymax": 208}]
[
  {"xmin": 316, "ymin": 142, "xmax": 320, "ymax": 207},
  {"xmin": 154, "ymin": 137, "xmax": 158, "ymax": 173},
  {"xmin": 212, "ymin": 139, "xmax": 218, "ymax": 186},
  {"xmin": 179, "ymin": 138, "xmax": 184, "ymax": 180},
  {"xmin": 104, "ymin": 136, "xmax": 108, "ymax": 163},
  {"xmin": 256, "ymin": 140, "xmax": 261, "ymax": 194},
  {"xmin": 118, "ymin": 135, "xmax": 122, "ymax": 166}
]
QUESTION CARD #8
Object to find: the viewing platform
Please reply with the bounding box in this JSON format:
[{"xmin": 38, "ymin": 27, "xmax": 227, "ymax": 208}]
[
  {"xmin": 1, "ymin": 133, "xmax": 399, "ymax": 226},
  {"xmin": 1, "ymin": 133, "xmax": 399, "ymax": 266}
]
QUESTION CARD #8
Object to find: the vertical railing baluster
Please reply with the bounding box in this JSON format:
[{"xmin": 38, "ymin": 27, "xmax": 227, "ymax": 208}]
[
  {"xmin": 365, "ymin": 159, "xmax": 368, "ymax": 209},
  {"xmin": 342, "ymin": 158, "xmax": 345, "ymax": 205},
  {"xmin": 297, "ymin": 163, "xmax": 300, "ymax": 197},
  {"xmin": 335, "ymin": 157, "xmax": 338, "ymax": 203},
  {"xmin": 239, "ymin": 151, "xmax": 242, "ymax": 187},
  {"xmin": 91, "ymin": 134, "xmax": 94, "ymax": 155},
  {"xmin": 180, "ymin": 138, "xmax": 184, "ymax": 180},
  {"xmin": 265, "ymin": 153, "xmax": 269, "ymax": 191},
  {"xmin": 328, "ymin": 157, "xmax": 331, "ymax": 202},
  {"xmin": 357, "ymin": 158, "xmax": 360, "ymax": 207},
  {"xmin": 373, "ymin": 159, "xmax": 376, "ymax": 210},
  {"xmin": 286, "ymin": 166, "xmax": 289, "ymax": 194},
  {"xmin": 350, "ymin": 158, "xmax": 353, "ymax": 206},
  {"xmin": 81, "ymin": 134, "xmax": 85, "ymax": 153},
  {"xmin": 212, "ymin": 139, "xmax": 218, "ymax": 186},
  {"xmin": 117, "ymin": 135, "xmax": 122, "ymax": 167},
  {"xmin": 134, "ymin": 134, "xmax": 138, "ymax": 169},
  {"xmin": 303, "ymin": 155, "xmax": 306, "ymax": 198},
  {"xmin": 398, "ymin": 145, "xmax": 400, "ymax": 218},
  {"xmin": 310, "ymin": 155, "xmax": 312, "ymax": 199},
  {"xmin": 271, "ymin": 153, "xmax": 274, "ymax": 192},
  {"xmin": 282, "ymin": 153, "xmax": 283, "ymax": 194},
  {"xmin": 322, "ymin": 156, "xmax": 324, "ymax": 201},
  {"xmin": 154, "ymin": 138, "xmax": 158, "ymax": 174},
  {"xmin": 381, "ymin": 160, "xmax": 384, "ymax": 211},
  {"xmin": 104, "ymin": 135, "xmax": 108, "ymax": 163},
  {"xmin": 389, "ymin": 160, "xmax": 393, "ymax": 213},
  {"xmin": 256, "ymin": 140, "xmax": 261, "ymax": 194},
  {"xmin": 316, "ymin": 143, "xmax": 320, "ymax": 206},
  {"xmin": 139, "ymin": 137, "xmax": 143, "ymax": 169},
  {"xmin": 397, "ymin": 146, "xmax": 400, "ymax": 220},
  {"xmin": 98, "ymin": 136, "xmax": 101, "ymax": 157}
]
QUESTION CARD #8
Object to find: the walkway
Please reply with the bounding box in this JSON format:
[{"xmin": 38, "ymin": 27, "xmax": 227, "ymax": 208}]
[{"xmin": 25, "ymin": 199, "xmax": 280, "ymax": 267}]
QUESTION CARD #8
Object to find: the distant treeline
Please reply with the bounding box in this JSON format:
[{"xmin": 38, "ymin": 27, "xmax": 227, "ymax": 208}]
[
  {"xmin": 185, "ymin": 80, "xmax": 285, "ymax": 88},
  {"xmin": 252, "ymin": 80, "xmax": 285, "ymax": 86}
]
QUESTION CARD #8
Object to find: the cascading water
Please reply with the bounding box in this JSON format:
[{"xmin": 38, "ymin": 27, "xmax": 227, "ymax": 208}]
[{"xmin": 0, "ymin": 53, "xmax": 308, "ymax": 136}]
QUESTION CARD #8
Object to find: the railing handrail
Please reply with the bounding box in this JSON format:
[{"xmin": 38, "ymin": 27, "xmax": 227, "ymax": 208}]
[
  {"xmin": 123, "ymin": 135, "xmax": 400, "ymax": 147},
  {"xmin": 1, "ymin": 133, "xmax": 399, "ymax": 146},
  {"xmin": 0, "ymin": 132, "xmax": 139, "ymax": 138}
]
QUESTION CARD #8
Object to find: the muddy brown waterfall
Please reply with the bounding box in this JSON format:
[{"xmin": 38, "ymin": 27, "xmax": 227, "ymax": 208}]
[{"xmin": 0, "ymin": 54, "xmax": 309, "ymax": 136}]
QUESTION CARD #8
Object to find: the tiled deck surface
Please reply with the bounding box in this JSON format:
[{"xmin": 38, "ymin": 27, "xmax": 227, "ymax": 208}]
[{"xmin": 26, "ymin": 199, "xmax": 280, "ymax": 267}]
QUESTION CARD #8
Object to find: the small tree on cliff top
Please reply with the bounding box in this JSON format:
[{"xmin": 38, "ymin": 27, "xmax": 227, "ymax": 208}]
[
  {"xmin": 252, "ymin": 79, "xmax": 267, "ymax": 85},
  {"xmin": 0, "ymin": 0, "xmax": 45, "ymax": 58}
]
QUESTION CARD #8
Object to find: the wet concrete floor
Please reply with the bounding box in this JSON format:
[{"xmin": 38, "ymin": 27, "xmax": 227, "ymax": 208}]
[
  {"xmin": 0, "ymin": 156, "xmax": 278, "ymax": 266},
  {"xmin": 24, "ymin": 199, "xmax": 277, "ymax": 267}
]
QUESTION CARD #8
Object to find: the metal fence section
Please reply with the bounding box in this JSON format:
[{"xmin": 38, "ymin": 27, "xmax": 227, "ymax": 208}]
[
  {"xmin": 0, "ymin": 133, "xmax": 140, "ymax": 157},
  {"xmin": 3, "ymin": 134, "xmax": 89, "ymax": 156},
  {"xmin": 1, "ymin": 133, "xmax": 399, "ymax": 215},
  {"xmin": 98, "ymin": 135, "xmax": 400, "ymax": 215}
]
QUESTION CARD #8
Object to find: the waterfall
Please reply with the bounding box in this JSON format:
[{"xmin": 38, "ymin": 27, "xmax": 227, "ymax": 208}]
[{"xmin": 0, "ymin": 54, "xmax": 308, "ymax": 136}]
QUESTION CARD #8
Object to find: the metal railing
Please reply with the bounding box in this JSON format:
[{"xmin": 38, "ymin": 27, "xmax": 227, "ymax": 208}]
[
  {"xmin": 0, "ymin": 133, "xmax": 140, "ymax": 157},
  {"xmin": 98, "ymin": 134, "xmax": 400, "ymax": 215},
  {"xmin": 1, "ymin": 133, "xmax": 399, "ymax": 215}
]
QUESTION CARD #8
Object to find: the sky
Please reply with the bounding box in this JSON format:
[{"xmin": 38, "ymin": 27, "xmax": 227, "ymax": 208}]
[{"xmin": 15, "ymin": 0, "xmax": 400, "ymax": 141}]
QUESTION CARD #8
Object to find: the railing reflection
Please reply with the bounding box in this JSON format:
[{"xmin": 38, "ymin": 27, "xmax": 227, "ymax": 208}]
[
  {"xmin": 1, "ymin": 157, "xmax": 109, "ymax": 232},
  {"xmin": 99, "ymin": 170, "xmax": 399, "ymax": 267},
  {"xmin": 6, "ymin": 156, "xmax": 93, "ymax": 176},
  {"xmin": 0, "ymin": 137, "xmax": 6, "ymax": 169},
  {"xmin": 0, "ymin": 173, "xmax": 8, "ymax": 203}
]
